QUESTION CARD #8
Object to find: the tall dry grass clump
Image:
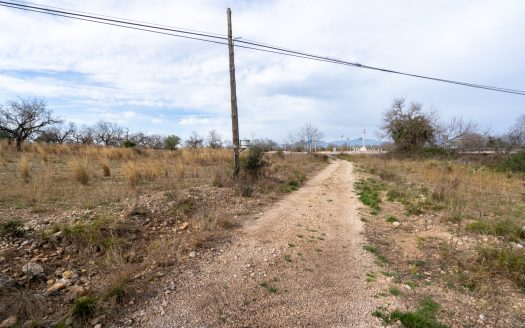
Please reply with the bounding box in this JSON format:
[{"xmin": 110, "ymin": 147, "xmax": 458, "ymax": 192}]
[
  {"xmin": 18, "ymin": 156, "xmax": 31, "ymax": 183},
  {"xmin": 68, "ymin": 157, "xmax": 90, "ymax": 185},
  {"xmin": 35, "ymin": 144, "xmax": 49, "ymax": 162},
  {"xmin": 122, "ymin": 161, "xmax": 141, "ymax": 188},
  {"xmin": 99, "ymin": 158, "xmax": 111, "ymax": 177}
]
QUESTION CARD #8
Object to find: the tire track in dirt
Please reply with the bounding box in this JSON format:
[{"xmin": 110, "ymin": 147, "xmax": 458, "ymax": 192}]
[{"xmin": 127, "ymin": 159, "xmax": 383, "ymax": 327}]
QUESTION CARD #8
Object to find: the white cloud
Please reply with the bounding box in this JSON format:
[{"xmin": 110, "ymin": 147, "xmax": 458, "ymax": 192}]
[{"xmin": 0, "ymin": 0, "xmax": 524, "ymax": 142}]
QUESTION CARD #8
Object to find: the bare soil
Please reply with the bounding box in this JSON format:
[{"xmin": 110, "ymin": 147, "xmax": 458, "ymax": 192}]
[{"xmin": 119, "ymin": 160, "xmax": 387, "ymax": 327}]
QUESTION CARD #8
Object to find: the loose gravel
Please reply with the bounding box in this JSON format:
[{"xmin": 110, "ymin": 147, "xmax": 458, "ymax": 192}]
[{"xmin": 122, "ymin": 160, "xmax": 384, "ymax": 327}]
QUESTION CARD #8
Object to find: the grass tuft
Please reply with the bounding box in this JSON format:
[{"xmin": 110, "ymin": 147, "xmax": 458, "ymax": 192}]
[
  {"xmin": 355, "ymin": 178, "xmax": 382, "ymax": 211},
  {"xmin": 390, "ymin": 297, "xmax": 447, "ymax": 328},
  {"xmin": 1, "ymin": 219, "xmax": 25, "ymax": 237},
  {"xmin": 69, "ymin": 157, "xmax": 90, "ymax": 185},
  {"xmin": 18, "ymin": 156, "xmax": 31, "ymax": 183},
  {"xmin": 71, "ymin": 295, "xmax": 97, "ymax": 320}
]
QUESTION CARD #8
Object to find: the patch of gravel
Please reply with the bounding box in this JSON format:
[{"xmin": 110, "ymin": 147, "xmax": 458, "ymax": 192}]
[{"xmin": 117, "ymin": 160, "xmax": 389, "ymax": 327}]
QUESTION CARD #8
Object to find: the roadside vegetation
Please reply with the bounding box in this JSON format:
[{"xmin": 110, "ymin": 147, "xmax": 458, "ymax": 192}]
[
  {"xmin": 343, "ymin": 151, "xmax": 525, "ymax": 327},
  {"xmin": 0, "ymin": 140, "xmax": 328, "ymax": 327}
]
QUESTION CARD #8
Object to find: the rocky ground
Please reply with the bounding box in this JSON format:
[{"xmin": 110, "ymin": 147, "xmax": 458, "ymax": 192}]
[
  {"xmin": 116, "ymin": 159, "xmax": 395, "ymax": 327},
  {"xmin": 0, "ymin": 152, "xmax": 329, "ymax": 328}
]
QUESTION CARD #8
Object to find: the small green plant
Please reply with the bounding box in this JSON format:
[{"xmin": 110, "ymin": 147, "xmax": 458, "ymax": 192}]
[
  {"xmin": 386, "ymin": 215, "xmax": 398, "ymax": 223},
  {"xmin": 390, "ymin": 297, "xmax": 447, "ymax": 328},
  {"xmin": 1, "ymin": 219, "xmax": 25, "ymax": 237},
  {"xmin": 363, "ymin": 245, "xmax": 379, "ymax": 255},
  {"xmin": 389, "ymin": 286, "xmax": 401, "ymax": 296},
  {"xmin": 363, "ymin": 245, "xmax": 389, "ymax": 264},
  {"xmin": 284, "ymin": 255, "xmax": 292, "ymax": 262},
  {"xmin": 355, "ymin": 179, "xmax": 382, "ymax": 211},
  {"xmin": 366, "ymin": 272, "xmax": 377, "ymax": 283},
  {"xmin": 71, "ymin": 295, "xmax": 97, "ymax": 319},
  {"xmin": 259, "ymin": 282, "xmax": 278, "ymax": 293}
]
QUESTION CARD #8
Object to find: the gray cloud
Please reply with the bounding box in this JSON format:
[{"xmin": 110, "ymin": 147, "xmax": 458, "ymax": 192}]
[{"xmin": 0, "ymin": 0, "xmax": 523, "ymax": 141}]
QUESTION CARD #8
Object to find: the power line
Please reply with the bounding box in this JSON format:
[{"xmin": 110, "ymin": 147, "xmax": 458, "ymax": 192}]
[
  {"xmin": 1, "ymin": 0, "xmax": 524, "ymax": 96},
  {"xmin": 7, "ymin": 0, "xmax": 229, "ymax": 38}
]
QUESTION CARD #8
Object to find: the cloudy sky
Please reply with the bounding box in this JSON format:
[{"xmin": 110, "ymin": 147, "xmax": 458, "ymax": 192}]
[{"xmin": 0, "ymin": 0, "xmax": 524, "ymax": 142}]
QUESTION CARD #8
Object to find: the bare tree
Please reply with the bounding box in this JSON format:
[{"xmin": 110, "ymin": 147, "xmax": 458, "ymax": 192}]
[
  {"xmin": 505, "ymin": 114, "xmax": 525, "ymax": 151},
  {"xmin": 298, "ymin": 122, "xmax": 323, "ymax": 152},
  {"xmin": 37, "ymin": 121, "xmax": 77, "ymax": 144},
  {"xmin": 206, "ymin": 130, "xmax": 223, "ymax": 148},
  {"xmin": 283, "ymin": 132, "xmax": 298, "ymax": 151},
  {"xmin": 143, "ymin": 134, "xmax": 164, "ymax": 149},
  {"xmin": 94, "ymin": 120, "xmax": 124, "ymax": 146},
  {"xmin": 75, "ymin": 125, "xmax": 96, "ymax": 144},
  {"xmin": 185, "ymin": 131, "xmax": 204, "ymax": 148},
  {"xmin": 252, "ymin": 138, "xmax": 278, "ymax": 151},
  {"xmin": 437, "ymin": 116, "xmax": 478, "ymax": 147},
  {"xmin": 0, "ymin": 97, "xmax": 61, "ymax": 151}
]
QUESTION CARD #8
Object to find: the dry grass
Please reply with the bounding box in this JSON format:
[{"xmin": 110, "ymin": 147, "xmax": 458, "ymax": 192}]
[
  {"xmin": 122, "ymin": 161, "xmax": 141, "ymax": 188},
  {"xmin": 99, "ymin": 157, "xmax": 111, "ymax": 177},
  {"xmin": 17, "ymin": 155, "xmax": 31, "ymax": 183},
  {"xmin": 0, "ymin": 143, "xmax": 329, "ymax": 326},
  {"xmin": 344, "ymin": 153, "xmax": 525, "ymax": 327},
  {"xmin": 68, "ymin": 157, "xmax": 90, "ymax": 185}
]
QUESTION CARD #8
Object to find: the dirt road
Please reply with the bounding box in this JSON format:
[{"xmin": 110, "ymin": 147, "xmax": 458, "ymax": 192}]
[{"xmin": 129, "ymin": 159, "xmax": 383, "ymax": 327}]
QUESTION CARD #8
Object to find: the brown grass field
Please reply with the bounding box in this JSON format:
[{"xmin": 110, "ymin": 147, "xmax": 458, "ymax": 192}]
[
  {"xmin": 341, "ymin": 153, "xmax": 525, "ymax": 327},
  {"xmin": 0, "ymin": 140, "xmax": 328, "ymax": 327}
]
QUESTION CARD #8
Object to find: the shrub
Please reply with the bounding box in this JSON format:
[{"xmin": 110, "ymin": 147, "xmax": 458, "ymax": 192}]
[
  {"xmin": 237, "ymin": 180, "xmax": 253, "ymax": 197},
  {"xmin": 121, "ymin": 140, "xmax": 137, "ymax": 148},
  {"xmin": 164, "ymin": 135, "xmax": 181, "ymax": 150},
  {"xmin": 106, "ymin": 272, "xmax": 133, "ymax": 304},
  {"xmin": 476, "ymin": 246, "xmax": 525, "ymax": 282},
  {"xmin": 71, "ymin": 295, "xmax": 97, "ymax": 319},
  {"xmin": 466, "ymin": 219, "xmax": 524, "ymax": 240},
  {"xmin": 241, "ymin": 145, "xmax": 269, "ymax": 178},
  {"xmin": 1, "ymin": 219, "xmax": 25, "ymax": 237},
  {"xmin": 498, "ymin": 152, "xmax": 525, "ymax": 172}
]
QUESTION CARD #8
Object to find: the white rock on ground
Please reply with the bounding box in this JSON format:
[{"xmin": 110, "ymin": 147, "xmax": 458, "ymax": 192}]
[{"xmin": 22, "ymin": 262, "xmax": 43, "ymax": 277}]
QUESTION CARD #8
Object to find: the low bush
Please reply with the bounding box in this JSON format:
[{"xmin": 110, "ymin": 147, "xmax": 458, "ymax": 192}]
[
  {"xmin": 1, "ymin": 219, "xmax": 25, "ymax": 237},
  {"xmin": 71, "ymin": 295, "xmax": 97, "ymax": 320},
  {"xmin": 466, "ymin": 219, "xmax": 524, "ymax": 240},
  {"xmin": 498, "ymin": 151, "xmax": 525, "ymax": 172},
  {"xmin": 476, "ymin": 246, "xmax": 525, "ymax": 287},
  {"xmin": 241, "ymin": 145, "xmax": 269, "ymax": 178}
]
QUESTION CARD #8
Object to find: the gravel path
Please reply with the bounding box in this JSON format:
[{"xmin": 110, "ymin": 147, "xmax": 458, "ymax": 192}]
[{"xmin": 127, "ymin": 160, "xmax": 383, "ymax": 327}]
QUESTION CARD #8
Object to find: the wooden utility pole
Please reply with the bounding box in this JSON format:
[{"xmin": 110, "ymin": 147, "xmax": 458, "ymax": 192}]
[{"xmin": 227, "ymin": 8, "xmax": 240, "ymax": 178}]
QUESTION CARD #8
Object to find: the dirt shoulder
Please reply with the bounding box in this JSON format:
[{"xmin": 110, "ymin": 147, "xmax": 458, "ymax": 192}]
[{"xmin": 120, "ymin": 159, "xmax": 386, "ymax": 327}]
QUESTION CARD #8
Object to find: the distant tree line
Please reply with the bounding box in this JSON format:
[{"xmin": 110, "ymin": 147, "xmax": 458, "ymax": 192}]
[
  {"xmin": 381, "ymin": 98, "xmax": 525, "ymax": 153},
  {"xmin": 0, "ymin": 97, "xmax": 289, "ymax": 152}
]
